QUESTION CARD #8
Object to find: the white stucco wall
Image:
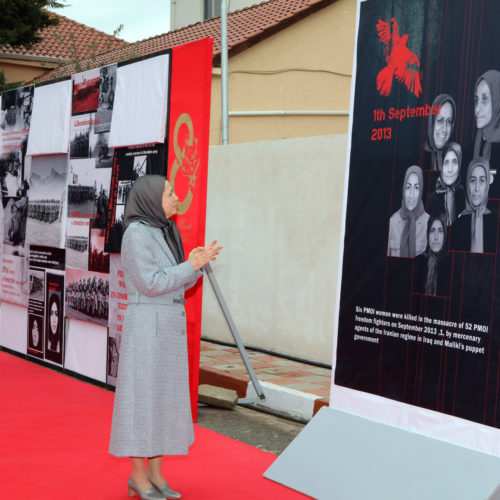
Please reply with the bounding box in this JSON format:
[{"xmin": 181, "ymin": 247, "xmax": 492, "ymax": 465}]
[
  {"xmin": 201, "ymin": 134, "xmax": 347, "ymax": 364},
  {"xmin": 171, "ymin": 0, "xmax": 256, "ymax": 30}
]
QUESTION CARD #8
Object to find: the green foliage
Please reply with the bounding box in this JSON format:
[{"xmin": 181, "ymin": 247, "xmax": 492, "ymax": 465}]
[{"xmin": 0, "ymin": 0, "xmax": 66, "ymax": 48}]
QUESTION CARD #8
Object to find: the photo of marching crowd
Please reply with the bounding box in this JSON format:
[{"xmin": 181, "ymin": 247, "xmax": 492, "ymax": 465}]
[
  {"xmin": 26, "ymin": 156, "xmax": 67, "ymax": 248},
  {"xmin": 65, "ymin": 218, "xmax": 90, "ymax": 270},
  {"xmin": 65, "ymin": 268, "xmax": 109, "ymax": 326}
]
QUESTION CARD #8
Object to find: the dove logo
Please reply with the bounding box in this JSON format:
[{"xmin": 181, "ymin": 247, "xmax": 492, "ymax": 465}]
[{"xmin": 376, "ymin": 18, "xmax": 422, "ymax": 98}]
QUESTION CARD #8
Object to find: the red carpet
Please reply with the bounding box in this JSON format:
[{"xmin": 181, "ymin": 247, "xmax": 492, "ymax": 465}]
[{"xmin": 0, "ymin": 351, "xmax": 310, "ymax": 499}]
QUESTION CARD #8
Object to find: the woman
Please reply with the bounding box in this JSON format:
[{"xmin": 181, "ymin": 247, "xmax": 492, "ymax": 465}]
[
  {"xmin": 29, "ymin": 317, "xmax": 41, "ymax": 350},
  {"xmin": 413, "ymin": 216, "xmax": 451, "ymax": 296},
  {"xmin": 109, "ymin": 175, "xmax": 221, "ymax": 500},
  {"xmin": 46, "ymin": 293, "xmax": 61, "ymax": 353},
  {"xmin": 388, "ymin": 165, "xmax": 429, "ymax": 257},
  {"xmin": 427, "ymin": 142, "xmax": 466, "ymax": 225},
  {"xmin": 451, "ymin": 158, "xmax": 497, "ymax": 253},
  {"xmin": 473, "ymin": 70, "xmax": 500, "ymax": 159},
  {"xmin": 424, "ymin": 94, "xmax": 456, "ymax": 171}
]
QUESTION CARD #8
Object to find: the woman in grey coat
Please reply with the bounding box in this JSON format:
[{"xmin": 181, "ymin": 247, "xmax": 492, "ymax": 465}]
[{"xmin": 109, "ymin": 175, "xmax": 222, "ymax": 500}]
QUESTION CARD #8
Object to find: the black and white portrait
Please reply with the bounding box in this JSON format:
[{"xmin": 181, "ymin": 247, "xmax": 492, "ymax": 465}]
[
  {"xmin": 45, "ymin": 284, "xmax": 63, "ymax": 365},
  {"xmin": 3, "ymin": 196, "xmax": 28, "ymax": 256},
  {"xmin": 28, "ymin": 314, "xmax": 43, "ymax": 353}
]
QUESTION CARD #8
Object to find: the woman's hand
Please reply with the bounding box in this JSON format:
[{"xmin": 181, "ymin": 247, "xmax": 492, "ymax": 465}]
[{"xmin": 188, "ymin": 240, "xmax": 223, "ymax": 271}]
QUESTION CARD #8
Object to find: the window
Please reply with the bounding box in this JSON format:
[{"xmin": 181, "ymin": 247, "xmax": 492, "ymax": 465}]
[{"xmin": 204, "ymin": 0, "xmax": 222, "ymax": 20}]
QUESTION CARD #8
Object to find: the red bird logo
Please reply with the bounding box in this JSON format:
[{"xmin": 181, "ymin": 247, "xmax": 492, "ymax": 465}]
[{"xmin": 376, "ymin": 18, "xmax": 422, "ymax": 98}]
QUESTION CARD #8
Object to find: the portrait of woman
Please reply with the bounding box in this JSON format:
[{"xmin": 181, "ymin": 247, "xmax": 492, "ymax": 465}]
[
  {"xmin": 109, "ymin": 175, "xmax": 222, "ymax": 500},
  {"xmin": 388, "ymin": 165, "xmax": 429, "ymax": 257},
  {"xmin": 29, "ymin": 317, "xmax": 42, "ymax": 350},
  {"xmin": 46, "ymin": 293, "xmax": 61, "ymax": 353},
  {"xmin": 427, "ymin": 142, "xmax": 466, "ymax": 225},
  {"xmin": 451, "ymin": 158, "xmax": 497, "ymax": 253},
  {"xmin": 423, "ymin": 94, "xmax": 456, "ymax": 171},
  {"xmin": 473, "ymin": 70, "xmax": 500, "ymax": 160},
  {"xmin": 413, "ymin": 216, "xmax": 451, "ymax": 296}
]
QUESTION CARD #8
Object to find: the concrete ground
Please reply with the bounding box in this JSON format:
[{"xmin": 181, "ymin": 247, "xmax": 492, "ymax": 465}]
[{"xmin": 197, "ymin": 405, "xmax": 305, "ymax": 455}]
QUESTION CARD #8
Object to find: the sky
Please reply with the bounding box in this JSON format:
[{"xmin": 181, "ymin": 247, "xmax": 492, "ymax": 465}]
[{"xmin": 52, "ymin": 1, "xmax": 171, "ymax": 42}]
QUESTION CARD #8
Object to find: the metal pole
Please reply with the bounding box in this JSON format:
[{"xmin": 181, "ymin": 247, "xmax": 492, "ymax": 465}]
[
  {"xmin": 221, "ymin": 0, "xmax": 229, "ymax": 145},
  {"xmin": 205, "ymin": 263, "xmax": 265, "ymax": 400}
]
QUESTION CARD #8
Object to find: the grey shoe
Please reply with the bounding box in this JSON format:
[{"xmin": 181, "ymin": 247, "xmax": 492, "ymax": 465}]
[
  {"xmin": 128, "ymin": 477, "xmax": 166, "ymax": 499},
  {"xmin": 149, "ymin": 479, "xmax": 182, "ymax": 499}
]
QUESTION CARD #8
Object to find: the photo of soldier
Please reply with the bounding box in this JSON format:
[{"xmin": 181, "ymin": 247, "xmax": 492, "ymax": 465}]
[
  {"xmin": 95, "ymin": 64, "xmax": 117, "ymax": 135},
  {"xmin": 3, "ymin": 197, "xmax": 27, "ymax": 256}
]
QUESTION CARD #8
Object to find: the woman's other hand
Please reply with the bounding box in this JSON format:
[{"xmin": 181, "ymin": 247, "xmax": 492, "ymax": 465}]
[{"xmin": 188, "ymin": 240, "xmax": 223, "ymax": 271}]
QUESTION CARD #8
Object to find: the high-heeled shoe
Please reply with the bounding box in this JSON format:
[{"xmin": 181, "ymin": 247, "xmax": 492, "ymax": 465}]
[
  {"xmin": 148, "ymin": 478, "xmax": 182, "ymax": 499},
  {"xmin": 128, "ymin": 477, "xmax": 166, "ymax": 499}
]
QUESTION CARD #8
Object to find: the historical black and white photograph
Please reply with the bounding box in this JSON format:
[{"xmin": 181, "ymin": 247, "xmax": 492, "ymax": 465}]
[
  {"xmin": 117, "ymin": 180, "xmax": 132, "ymax": 204},
  {"xmin": 95, "ymin": 64, "xmax": 117, "ymax": 135},
  {"xmin": 0, "ymin": 85, "xmax": 34, "ymax": 132},
  {"xmin": 26, "ymin": 155, "xmax": 68, "ymax": 248},
  {"xmin": 90, "ymin": 131, "xmax": 113, "ymax": 167},
  {"xmin": 89, "ymin": 227, "xmax": 110, "ymax": 273},
  {"xmin": 65, "ymin": 217, "xmax": 90, "ymax": 270},
  {"xmin": 44, "ymin": 273, "xmax": 64, "ymax": 365},
  {"xmin": 3, "ymin": 197, "xmax": 27, "ymax": 256},
  {"xmin": 28, "ymin": 268, "xmax": 45, "ymax": 302},
  {"xmin": 27, "ymin": 314, "xmax": 44, "ymax": 357},
  {"xmin": 70, "ymin": 114, "xmax": 97, "ymax": 159},
  {"xmin": 104, "ymin": 144, "xmax": 166, "ymax": 252},
  {"xmin": 107, "ymin": 332, "xmax": 121, "ymax": 385},
  {"xmin": 0, "ymin": 149, "xmax": 23, "ymax": 197},
  {"xmin": 72, "ymin": 68, "xmax": 100, "ymax": 115},
  {"xmin": 65, "ymin": 268, "xmax": 109, "ymax": 326},
  {"xmin": 67, "ymin": 158, "xmax": 112, "ymax": 223},
  {"xmin": 114, "ymin": 204, "xmax": 125, "ymax": 229}
]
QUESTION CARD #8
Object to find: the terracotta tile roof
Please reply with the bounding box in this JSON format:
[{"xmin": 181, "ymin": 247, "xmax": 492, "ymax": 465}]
[
  {"xmin": 0, "ymin": 10, "xmax": 127, "ymax": 61},
  {"xmin": 34, "ymin": 0, "xmax": 337, "ymax": 83}
]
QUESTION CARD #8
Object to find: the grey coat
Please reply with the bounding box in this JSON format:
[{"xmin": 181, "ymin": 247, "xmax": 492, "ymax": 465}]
[{"xmin": 109, "ymin": 221, "xmax": 201, "ymax": 457}]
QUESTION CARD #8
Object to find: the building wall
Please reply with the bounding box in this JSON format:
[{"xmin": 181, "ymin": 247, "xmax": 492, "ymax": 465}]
[
  {"xmin": 202, "ymin": 134, "xmax": 347, "ymax": 364},
  {"xmin": 0, "ymin": 58, "xmax": 56, "ymax": 85},
  {"xmin": 209, "ymin": 0, "xmax": 356, "ymax": 145},
  {"xmin": 171, "ymin": 0, "xmax": 255, "ymax": 30}
]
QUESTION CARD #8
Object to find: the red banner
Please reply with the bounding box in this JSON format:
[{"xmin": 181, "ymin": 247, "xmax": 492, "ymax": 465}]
[{"xmin": 167, "ymin": 39, "xmax": 213, "ymax": 421}]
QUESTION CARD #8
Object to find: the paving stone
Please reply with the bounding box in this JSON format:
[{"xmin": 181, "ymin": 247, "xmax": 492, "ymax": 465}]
[{"xmin": 198, "ymin": 384, "xmax": 238, "ymax": 409}]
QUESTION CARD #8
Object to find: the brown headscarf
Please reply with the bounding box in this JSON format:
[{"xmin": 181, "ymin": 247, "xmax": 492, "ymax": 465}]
[
  {"xmin": 123, "ymin": 175, "xmax": 184, "ymax": 264},
  {"xmin": 461, "ymin": 158, "xmax": 491, "ymax": 253},
  {"xmin": 435, "ymin": 142, "xmax": 463, "ymax": 225},
  {"xmin": 473, "ymin": 70, "xmax": 500, "ymax": 159},
  {"xmin": 424, "ymin": 94, "xmax": 456, "ymax": 171},
  {"xmin": 398, "ymin": 165, "xmax": 425, "ymax": 258}
]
